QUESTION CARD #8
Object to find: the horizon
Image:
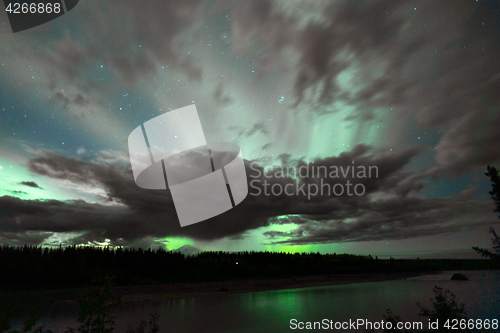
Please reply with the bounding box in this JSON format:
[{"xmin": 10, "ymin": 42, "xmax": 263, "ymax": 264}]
[{"xmin": 0, "ymin": 243, "xmax": 493, "ymax": 260}]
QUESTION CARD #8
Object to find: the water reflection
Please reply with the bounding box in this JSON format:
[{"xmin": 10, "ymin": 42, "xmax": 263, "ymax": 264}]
[{"xmin": 28, "ymin": 271, "xmax": 500, "ymax": 332}]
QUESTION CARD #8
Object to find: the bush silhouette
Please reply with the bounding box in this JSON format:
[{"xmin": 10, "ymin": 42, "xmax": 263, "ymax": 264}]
[
  {"xmin": 367, "ymin": 286, "xmax": 469, "ymax": 333},
  {"xmin": 1, "ymin": 277, "xmax": 160, "ymax": 333},
  {"xmin": 65, "ymin": 276, "xmax": 121, "ymax": 333}
]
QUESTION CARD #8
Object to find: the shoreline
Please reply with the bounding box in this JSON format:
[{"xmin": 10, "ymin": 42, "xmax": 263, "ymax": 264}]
[
  {"xmin": 3, "ymin": 271, "xmax": 428, "ymax": 318},
  {"xmin": 114, "ymin": 271, "xmax": 424, "ymax": 303}
]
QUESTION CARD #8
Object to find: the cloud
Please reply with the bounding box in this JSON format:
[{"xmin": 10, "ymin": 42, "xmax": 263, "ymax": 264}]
[
  {"xmin": 261, "ymin": 143, "xmax": 272, "ymax": 151},
  {"xmin": 3, "ymin": 0, "xmax": 498, "ymax": 178},
  {"xmin": 227, "ymin": 0, "xmax": 500, "ymax": 173},
  {"xmin": 9, "ymin": 191, "xmax": 28, "ymax": 195},
  {"xmin": 228, "ymin": 0, "xmax": 406, "ymax": 107},
  {"xmin": 1, "ymin": 0, "xmax": 206, "ymax": 115},
  {"xmin": 263, "ymin": 196, "xmax": 496, "ymax": 245},
  {"xmin": 213, "ymin": 80, "xmax": 233, "ymax": 106},
  {"xmin": 56, "ymin": 1, "xmax": 204, "ymax": 86},
  {"xmin": 0, "ymin": 145, "xmax": 487, "ymax": 247},
  {"xmin": 229, "ymin": 121, "xmax": 269, "ymax": 139},
  {"xmin": 238, "ymin": 121, "xmax": 269, "ymax": 138},
  {"xmin": 0, "ymin": 230, "xmax": 53, "ymax": 247},
  {"xmin": 19, "ymin": 181, "xmax": 42, "ymax": 189},
  {"xmin": 432, "ymin": 97, "xmax": 500, "ymax": 175}
]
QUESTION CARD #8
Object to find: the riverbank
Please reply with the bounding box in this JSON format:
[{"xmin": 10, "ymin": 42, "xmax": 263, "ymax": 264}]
[
  {"xmin": 114, "ymin": 271, "xmax": 424, "ymax": 303},
  {"xmin": 7, "ymin": 270, "xmax": 498, "ymax": 333},
  {"xmin": 1, "ymin": 271, "xmax": 424, "ymax": 319}
]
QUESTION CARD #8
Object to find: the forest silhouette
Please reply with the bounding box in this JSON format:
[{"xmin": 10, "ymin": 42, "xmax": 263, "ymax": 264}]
[{"xmin": 0, "ymin": 245, "xmax": 496, "ymax": 291}]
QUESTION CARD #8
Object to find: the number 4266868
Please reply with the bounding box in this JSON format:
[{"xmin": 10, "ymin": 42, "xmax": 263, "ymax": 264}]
[
  {"xmin": 444, "ymin": 319, "xmax": 498, "ymax": 330},
  {"xmin": 5, "ymin": 2, "xmax": 61, "ymax": 14}
]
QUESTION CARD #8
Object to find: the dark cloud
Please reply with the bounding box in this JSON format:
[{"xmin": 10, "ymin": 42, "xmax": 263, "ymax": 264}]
[
  {"xmin": 229, "ymin": 0, "xmax": 406, "ymax": 107},
  {"xmin": 53, "ymin": 91, "xmax": 71, "ymax": 110},
  {"xmin": 243, "ymin": 121, "xmax": 269, "ymax": 137},
  {"xmin": 261, "ymin": 143, "xmax": 272, "ymax": 151},
  {"xmin": 432, "ymin": 108, "xmax": 500, "ymax": 176},
  {"xmin": 213, "ymin": 80, "xmax": 233, "ymax": 106},
  {"xmin": 19, "ymin": 181, "xmax": 42, "ymax": 189},
  {"xmin": 88, "ymin": 0, "xmax": 204, "ymax": 84},
  {"xmin": 0, "ymin": 230, "xmax": 52, "ymax": 247},
  {"xmin": 0, "ymin": 146, "xmax": 487, "ymax": 246},
  {"xmin": 263, "ymin": 197, "xmax": 496, "ymax": 245},
  {"xmin": 48, "ymin": 91, "xmax": 92, "ymax": 120},
  {"xmin": 9, "ymin": 191, "xmax": 28, "ymax": 195},
  {"xmin": 73, "ymin": 94, "xmax": 90, "ymax": 107},
  {"xmin": 228, "ymin": 0, "xmax": 296, "ymax": 56},
  {"xmin": 229, "ymin": 121, "xmax": 269, "ymax": 138},
  {"xmin": 228, "ymin": 0, "xmax": 500, "ymax": 173},
  {"xmin": 37, "ymin": 0, "xmax": 204, "ymax": 101}
]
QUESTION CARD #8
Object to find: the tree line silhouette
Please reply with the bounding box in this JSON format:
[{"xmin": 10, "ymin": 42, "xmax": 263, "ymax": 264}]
[{"xmin": 0, "ymin": 245, "xmax": 496, "ymax": 290}]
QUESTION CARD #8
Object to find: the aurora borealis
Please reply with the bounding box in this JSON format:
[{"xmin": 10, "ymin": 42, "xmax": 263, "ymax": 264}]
[{"xmin": 1, "ymin": 0, "xmax": 499, "ymax": 258}]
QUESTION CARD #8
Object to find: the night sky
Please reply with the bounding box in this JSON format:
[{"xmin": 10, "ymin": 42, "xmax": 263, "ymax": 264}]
[{"xmin": 1, "ymin": 0, "xmax": 499, "ymax": 258}]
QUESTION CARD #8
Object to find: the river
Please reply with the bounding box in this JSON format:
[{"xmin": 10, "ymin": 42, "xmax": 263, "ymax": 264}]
[{"xmin": 18, "ymin": 270, "xmax": 500, "ymax": 332}]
